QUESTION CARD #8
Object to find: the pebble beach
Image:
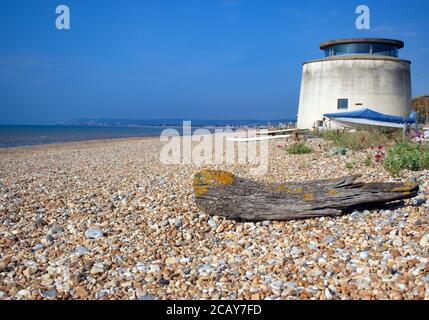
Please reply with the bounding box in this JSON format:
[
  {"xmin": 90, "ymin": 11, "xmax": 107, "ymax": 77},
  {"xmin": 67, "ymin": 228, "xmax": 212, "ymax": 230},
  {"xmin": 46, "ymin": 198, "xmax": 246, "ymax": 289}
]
[{"xmin": 0, "ymin": 135, "xmax": 428, "ymax": 300}]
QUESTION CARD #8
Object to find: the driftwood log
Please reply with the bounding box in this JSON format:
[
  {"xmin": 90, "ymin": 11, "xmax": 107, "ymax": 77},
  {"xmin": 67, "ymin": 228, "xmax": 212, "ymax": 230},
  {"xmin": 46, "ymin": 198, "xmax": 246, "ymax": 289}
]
[{"xmin": 193, "ymin": 170, "xmax": 419, "ymax": 221}]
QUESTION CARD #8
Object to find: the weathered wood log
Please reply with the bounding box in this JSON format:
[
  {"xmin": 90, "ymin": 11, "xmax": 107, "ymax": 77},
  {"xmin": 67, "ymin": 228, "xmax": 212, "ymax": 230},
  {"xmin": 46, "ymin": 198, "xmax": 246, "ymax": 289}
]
[{"xmin": 193, "ymin": 170, "xmax": 419, "ymax": 221}]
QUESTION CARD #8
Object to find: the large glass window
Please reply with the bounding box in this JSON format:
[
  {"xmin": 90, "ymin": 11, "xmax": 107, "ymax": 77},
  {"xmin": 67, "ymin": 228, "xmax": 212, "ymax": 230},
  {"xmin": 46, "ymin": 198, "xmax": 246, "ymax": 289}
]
[
  {"xmin": 324, "ymin": 43, "xmax": 399, "ymax": 57},
  {"xmin": 337, "ymin": 99, "xmax": 349, "ymax": 110},
  {"xmin": 333, "ymin": 44, "xmax": 349, "ymax": 55},
  {"xmin": 372, "ymin": 43, "xmax": 398, "ymax": 57},
  {"xmin": 347, "ymin": 43, "xmax": 372, "ymax": 54}
]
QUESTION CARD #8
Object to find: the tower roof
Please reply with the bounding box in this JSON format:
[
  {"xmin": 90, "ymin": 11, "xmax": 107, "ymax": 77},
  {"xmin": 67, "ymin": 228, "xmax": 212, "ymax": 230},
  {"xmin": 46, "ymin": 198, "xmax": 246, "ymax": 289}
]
[{"xmin": 320, "ymin": 38, "xmax": 404, "ymax": 50}]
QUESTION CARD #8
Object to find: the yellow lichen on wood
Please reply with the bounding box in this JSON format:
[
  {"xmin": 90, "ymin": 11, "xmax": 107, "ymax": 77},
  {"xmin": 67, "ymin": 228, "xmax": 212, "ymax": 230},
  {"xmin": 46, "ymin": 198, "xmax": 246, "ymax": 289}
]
[
  {"xmin": 285, "ymin": 187, "xmax": 304, "ymax": 193},
  {"xmin": 194, "ymin": 185, "xmax": 209, "ymax": 197},
  {"xmin": 303, "ymin": 193, "xmax": 316, "ymax": 201},
  {"xmin": 194, "ymin": 170, "xmax": 235, "ymax": 197},
  {"xmin": 328, "ymin": 189, "xmax": 338, "ymax": 195}
]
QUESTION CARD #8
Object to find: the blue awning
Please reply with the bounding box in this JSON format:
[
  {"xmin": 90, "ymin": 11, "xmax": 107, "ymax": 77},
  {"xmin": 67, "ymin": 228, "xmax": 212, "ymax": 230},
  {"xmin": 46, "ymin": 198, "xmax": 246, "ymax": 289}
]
[{"xmin": 324, "ymin": 108, "xmax": 416, "ymax": 124}]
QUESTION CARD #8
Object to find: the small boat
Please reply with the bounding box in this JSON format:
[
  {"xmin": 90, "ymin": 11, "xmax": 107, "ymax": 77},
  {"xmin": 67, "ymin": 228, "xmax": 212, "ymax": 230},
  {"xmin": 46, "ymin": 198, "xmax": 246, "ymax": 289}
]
[{"xmin": 323, "ymin": 108, "xmax": 416, "ymax": 130}]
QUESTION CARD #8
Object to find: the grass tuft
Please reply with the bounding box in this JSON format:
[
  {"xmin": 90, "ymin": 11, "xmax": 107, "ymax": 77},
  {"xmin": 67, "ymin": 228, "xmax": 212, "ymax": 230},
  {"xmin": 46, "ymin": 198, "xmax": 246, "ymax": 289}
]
[{"xmin": 286, "ymin": 143, "xmax": 314, "ymax": 155}]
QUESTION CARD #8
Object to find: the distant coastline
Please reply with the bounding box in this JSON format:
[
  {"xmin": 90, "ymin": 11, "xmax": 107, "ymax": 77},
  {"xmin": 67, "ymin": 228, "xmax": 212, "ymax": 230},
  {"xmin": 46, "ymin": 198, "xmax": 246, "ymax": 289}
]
[{"xmin": 60, "ymin": 118, "xmax": 295, "ymax": 128}]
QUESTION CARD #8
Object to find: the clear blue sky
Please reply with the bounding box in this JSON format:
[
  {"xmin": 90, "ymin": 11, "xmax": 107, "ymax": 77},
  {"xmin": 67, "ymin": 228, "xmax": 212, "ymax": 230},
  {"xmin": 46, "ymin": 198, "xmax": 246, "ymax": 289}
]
[{"xmin": 0, "ymin": 0, "xmax": 428, "ymax": 124}]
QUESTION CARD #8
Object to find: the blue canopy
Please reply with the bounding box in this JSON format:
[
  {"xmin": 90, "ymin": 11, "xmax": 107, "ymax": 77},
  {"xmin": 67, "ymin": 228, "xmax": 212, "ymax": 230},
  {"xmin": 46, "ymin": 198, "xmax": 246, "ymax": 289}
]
[{"xmin": 324, "ymin": 108, "xmax": 416, "ymax": 124}]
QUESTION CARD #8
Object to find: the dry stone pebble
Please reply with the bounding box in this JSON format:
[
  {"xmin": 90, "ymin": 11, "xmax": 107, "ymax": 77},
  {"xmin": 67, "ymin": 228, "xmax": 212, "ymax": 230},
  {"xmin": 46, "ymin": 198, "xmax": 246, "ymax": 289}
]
[
  {"xmin": 307, "ymin": 242, "xmax": 319, "ymax": 250},
  {"xmin": 90, "ymin": 263, "xmax": 105, "ymax": 275},
  {"xmin": 16, "ymin": 289, "xmax": 30, "ymax": 299},
  {"xmin": 85, "ymin": 229, "xmax": 103, "ymax": 239},
  {"xmin": 420, "ymin": 234, "xmax": 429, "ymax": 247},
  {"xmin": 45, "ymin": 235, "xmax": 55, "ymax": 243},
  {"xmin": 76, "ymin": 246, "xmax": 89, "ymax": 255},
  {"xmin": 360, "ymin": 251, "xmax": 370, "ymax": 260},
  {"xmin": 325, "ymin": 288, "xmax": 333, "ymax": 300},
  {"xmin": 49, "ymin": 225, "xmax": 64, "ymax": 235},
  {"xmin": 95, "ymin": 290, "xmax": 109, "ymax": 299},
  {"xmin": 208, "ymin": 219, "xmax": 217, "ymax": 229},
  {"xmin": 139, "ymin": 294, "xmax": 157, "ymax": 300},
  {"xmin": 41, "ymin": 289, "xmax": 57, "ymax": 299},
  {"xmin": 165, "ymin": 257, "xmax": 177, "ymax": 266},
  {"xmin": 216, "ymin": 224, "xmax": 225, "ymax": 233},
  {"xmin": 270, "ymin": 280, "xmax": 284, "ymax": 291},
  {"xmin": 159, "ymin": 279, "xmax": 170, "ymax": 286},
  {"xmin": 182, "ymin": 231, "xmax": 193, "ymax": 241},
  {"xmin": 75, "ymin": 286, "xmax": 89, "ymax": 299},
  {"xmin": 0, "ymin": 262, "xmax": 7, "ymax": 272},
  {"xmin": 325, "ymin": 236, "xmax": 336, "ymax": 244},
  {"xmin": 33, "ymin": 243, "xmax": 45, "ymax": 251}
]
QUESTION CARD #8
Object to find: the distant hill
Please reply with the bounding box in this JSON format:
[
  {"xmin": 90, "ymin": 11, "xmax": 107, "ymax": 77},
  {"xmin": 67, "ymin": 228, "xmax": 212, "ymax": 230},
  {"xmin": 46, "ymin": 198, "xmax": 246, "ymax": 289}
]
[{"xmin": 61, "ymin": 118, "xmax": 296, "ymax": 128}]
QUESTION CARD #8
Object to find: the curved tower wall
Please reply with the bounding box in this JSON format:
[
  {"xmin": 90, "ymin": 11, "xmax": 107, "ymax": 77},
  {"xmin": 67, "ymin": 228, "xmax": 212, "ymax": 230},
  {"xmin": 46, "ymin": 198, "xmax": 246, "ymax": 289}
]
[{"xmin": 297, "ymin": 57, "xmax": 412, "ymax": 129}]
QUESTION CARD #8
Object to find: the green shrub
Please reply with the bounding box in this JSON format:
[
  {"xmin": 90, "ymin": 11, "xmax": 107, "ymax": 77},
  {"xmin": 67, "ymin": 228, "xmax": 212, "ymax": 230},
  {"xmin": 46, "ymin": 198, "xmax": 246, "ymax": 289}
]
[
  {"xmin": 383, "ymin": 142, "xmax": 429, "ymax": 176},
  {"xmin": 286, "ymin": 143, "xmax": 314, "ymax": 154},
  {"xmin": 345, "ymin": 160, "xmax": 357, "ymax": 169},
  {"xmin": 321, "ymin": 130, "xmax": 401, "ymax": 151}
]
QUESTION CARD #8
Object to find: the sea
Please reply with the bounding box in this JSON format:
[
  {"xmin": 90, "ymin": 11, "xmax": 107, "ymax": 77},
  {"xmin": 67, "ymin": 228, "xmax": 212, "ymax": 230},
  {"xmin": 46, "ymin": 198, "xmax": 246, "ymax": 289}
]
[{"xmin": 0, "ymin": 120, "xmax": 294, "ymax": 148}]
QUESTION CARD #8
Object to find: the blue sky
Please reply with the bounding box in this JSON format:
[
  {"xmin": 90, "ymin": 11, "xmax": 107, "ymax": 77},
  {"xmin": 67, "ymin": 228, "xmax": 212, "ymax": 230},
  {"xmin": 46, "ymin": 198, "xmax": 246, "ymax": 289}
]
[{"xmin": 0, "ymin": 0, "xmax": 428, "ymax": 124}]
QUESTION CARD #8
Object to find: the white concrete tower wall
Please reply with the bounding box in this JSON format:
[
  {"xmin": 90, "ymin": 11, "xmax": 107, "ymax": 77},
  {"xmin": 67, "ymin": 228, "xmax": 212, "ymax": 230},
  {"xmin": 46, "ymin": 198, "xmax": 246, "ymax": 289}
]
[{"xmin": 297, "ymin": 39, "xmax": 412, "ymax": 130}]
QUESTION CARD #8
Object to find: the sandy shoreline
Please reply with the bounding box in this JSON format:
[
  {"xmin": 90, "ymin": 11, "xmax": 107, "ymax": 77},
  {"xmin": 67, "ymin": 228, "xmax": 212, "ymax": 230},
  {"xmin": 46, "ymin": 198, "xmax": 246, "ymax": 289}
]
[{"xmin": 0, "ymin": 135, "xmax": 428, "ymax": 300}]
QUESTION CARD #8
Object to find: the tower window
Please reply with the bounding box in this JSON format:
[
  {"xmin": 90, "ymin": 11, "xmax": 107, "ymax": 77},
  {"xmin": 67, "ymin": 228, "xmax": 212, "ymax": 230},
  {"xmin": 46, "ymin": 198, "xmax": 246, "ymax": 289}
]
[{"xmin": 337, "ymin": 99, "xmax": 349, "ymax": 110}]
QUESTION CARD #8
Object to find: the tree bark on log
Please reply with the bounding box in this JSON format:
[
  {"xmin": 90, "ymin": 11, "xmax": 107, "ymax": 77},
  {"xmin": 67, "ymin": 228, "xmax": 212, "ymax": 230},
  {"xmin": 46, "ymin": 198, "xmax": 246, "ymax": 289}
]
[{"xmin": 193, "ymin": 170, "xmax": 419, "ymax": 221}]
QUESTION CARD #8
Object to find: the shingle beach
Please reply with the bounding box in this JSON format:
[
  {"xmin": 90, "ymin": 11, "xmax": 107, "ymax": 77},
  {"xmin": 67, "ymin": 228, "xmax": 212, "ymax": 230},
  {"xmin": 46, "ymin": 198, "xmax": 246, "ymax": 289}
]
[{"xmin": 0, "ymin": 136, "xmax": 428, "ymax": 300}]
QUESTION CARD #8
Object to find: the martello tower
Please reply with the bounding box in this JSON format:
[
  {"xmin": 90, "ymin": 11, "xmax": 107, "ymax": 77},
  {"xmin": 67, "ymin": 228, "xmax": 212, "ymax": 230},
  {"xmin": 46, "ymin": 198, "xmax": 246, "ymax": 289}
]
[{"xmin": 297, "ymin": 38, "xmax": 412, "ymax": 129}]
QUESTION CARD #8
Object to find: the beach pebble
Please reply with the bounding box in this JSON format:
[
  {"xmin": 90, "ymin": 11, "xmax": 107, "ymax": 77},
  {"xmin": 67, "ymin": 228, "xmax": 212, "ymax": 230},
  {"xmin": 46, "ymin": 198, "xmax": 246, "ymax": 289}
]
[
  {"xmin": 325, "ymin": 288, "xmax": 333, "ymax": 300},
  {"xmin": 45, "ymin": 234, "xmax": 55, "ymax": 243},
  {"xmin": 420, "ymin": 234, "xmax": 429, "ymax": 247},
  {"xmin": 49, "ymin": 225, "xmax": 64, "ymax": 235},
  {"xmin": 76, "ymin": 245, "xmax": 89, "ymax": 255},
  {"xmin": 139, "ymin": 294, "xmax": 157, "ymax": 300},
  {"xmin": 41, "ymin": 289, "xmax": 57, "ymax": 299},
  {"xmin": 307, "ymin": 242, "xmax": 319, "ymax": 250},
  {"xmin": 360, "ymin": 251, "xmax": 370, "ymax": 260},
  {"xmin": 270, "ymin": 280, "xmax": 284, "ymax": 291},
  {"xmin": 165, "ymin": 257, "xmax": 177, "ymax": 266},
  {"xmin": 325, "ymin": 236, "xmax": 336, "ymax": 244},
  {"xmin": 75, "ymin": 286, "xmax": 89, "ymax": 299},
  {"xmin": 95, "ymin": 290, "xmax": 109, "ymax": 299},
  {"xmin": 16, "ymin": 289, "xmax": 30, "ymax": 299},
  {"xmin": 182, "ymin": 231, "xmax": 193, "ymax": 241},
  {"xmin": 90, "ymin": 263, "xmax": 105, "ymax": 275},
  {"xmin": 85, "ymin": 229, "xmax": 103, "ymax": 239},
  {"xmin": 148, "ymin": 265, "xmax": 161, "ymax": 274},
  {"xmin": 33, "ymin": 243, "xmax": 44, "ymax": 251}
]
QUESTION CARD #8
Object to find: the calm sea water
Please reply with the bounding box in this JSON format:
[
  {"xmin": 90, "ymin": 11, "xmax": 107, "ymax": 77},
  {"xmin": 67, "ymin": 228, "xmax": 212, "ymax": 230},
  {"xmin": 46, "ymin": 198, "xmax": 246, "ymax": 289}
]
[
  {"xmin": 0, "ymin": 119, "xmax": 295, "ymax": 148},
  {"xmin": 0, "ymin": 125, "xmax": 182, "ymax": 148}
]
